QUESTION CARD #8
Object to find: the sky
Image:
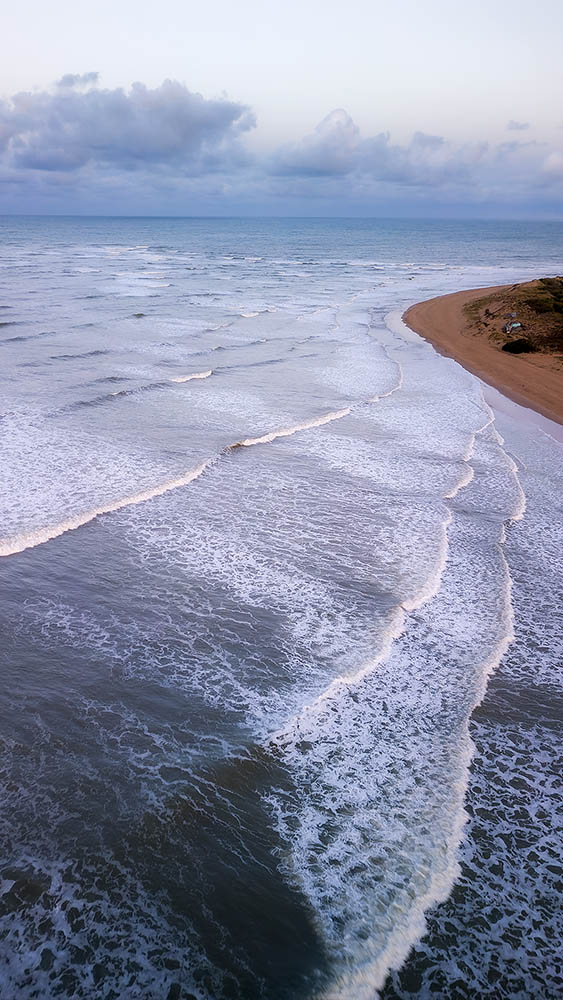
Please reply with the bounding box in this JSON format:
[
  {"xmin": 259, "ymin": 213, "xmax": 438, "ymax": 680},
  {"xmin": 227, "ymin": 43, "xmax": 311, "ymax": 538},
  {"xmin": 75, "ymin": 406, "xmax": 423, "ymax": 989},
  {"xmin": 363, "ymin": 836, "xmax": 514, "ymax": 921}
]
[{"xmin": 1, "ymin": 0, "xmax": 562, "ymax": 216}]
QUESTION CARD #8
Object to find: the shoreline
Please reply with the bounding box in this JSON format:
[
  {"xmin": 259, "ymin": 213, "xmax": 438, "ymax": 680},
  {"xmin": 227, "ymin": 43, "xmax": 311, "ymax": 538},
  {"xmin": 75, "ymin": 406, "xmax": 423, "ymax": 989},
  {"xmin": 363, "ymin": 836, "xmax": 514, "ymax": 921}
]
[{"xmin": 403, "ymin": 284, "xmax": 563, "ymax": 425}]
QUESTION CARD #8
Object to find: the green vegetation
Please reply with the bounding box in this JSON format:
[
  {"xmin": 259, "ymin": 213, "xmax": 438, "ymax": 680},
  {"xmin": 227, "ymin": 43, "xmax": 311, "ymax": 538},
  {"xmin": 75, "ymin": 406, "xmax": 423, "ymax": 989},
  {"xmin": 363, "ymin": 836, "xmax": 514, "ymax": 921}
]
[
  {"xmin": 462, "ymin": 277, "xmax": 563, "ymax": 357},
  {"xmin": 525, "ymin": 278, "xmax": 563, "ymax": 314},
  {"xmin": 525, "ymin": 277, "xmax": 563, "ymax": 314}
]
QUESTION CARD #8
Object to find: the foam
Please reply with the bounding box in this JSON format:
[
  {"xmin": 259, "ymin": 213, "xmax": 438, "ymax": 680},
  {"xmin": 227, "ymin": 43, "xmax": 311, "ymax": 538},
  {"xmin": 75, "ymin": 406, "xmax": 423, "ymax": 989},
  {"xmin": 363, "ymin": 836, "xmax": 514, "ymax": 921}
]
[
  {"xmin": 2, "ymin": 224, "xmax": 558, "ymax": 999},
  {"xmin": 0, "ymin": 850, "xmax": 215, "ymax": 1000},
  {"xmin": 0, "ymin": 390, "xmax": 415, "ymax": 558},
  {"xmin": 0, "ymin": 401, "xmax": 354, "ymax": 558},
  {"xmin": 265, "ymin": 397, "xmax": 526, "ymax": 997},
  {"xmin": 369, "ymin": 359, "xmax": 403, "ymax": 402},
  {"xmin": 27, "ymin": 433, "xmax": 458, "ymax": 761},
  {"xmin": 236, "ymin": 408, "xmax": 351, "ymax": 447},
  {"xmin": 382, "ymin": 412, "xmax": 562, "ymax": 999},
  {"xmin": 169, "ymin": 369, "xmax": 213, "ymax": 383},
  {"xmin": 443, "ymin": 463, "xmax": 474, "ymax": 498},
  {"xmin": 0, "ymin": 459, "xmax": 212, "ymax": 557},
  {"xmin": 316, "ymin": 341, "xmax": 401, "ymax": 401},
  {"xmin": 1, "ymin": 313, "xmax": 491, "ymax": 570}
]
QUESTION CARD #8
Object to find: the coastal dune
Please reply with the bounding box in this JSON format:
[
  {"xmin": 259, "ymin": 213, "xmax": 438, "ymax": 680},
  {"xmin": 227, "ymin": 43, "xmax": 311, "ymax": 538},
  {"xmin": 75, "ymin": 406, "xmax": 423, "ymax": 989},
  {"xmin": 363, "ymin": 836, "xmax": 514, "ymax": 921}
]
[{"xmin": 404, "ymin": 283, "xmax": 563, "ymax": 424}]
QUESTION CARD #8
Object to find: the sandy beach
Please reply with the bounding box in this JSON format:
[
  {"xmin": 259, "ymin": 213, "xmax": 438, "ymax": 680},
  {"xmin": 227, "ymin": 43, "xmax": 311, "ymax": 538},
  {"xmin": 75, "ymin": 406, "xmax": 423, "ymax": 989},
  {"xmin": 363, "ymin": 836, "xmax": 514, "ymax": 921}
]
[{"xmin": 404, "ymin": 284, "xmax": 563, "ymax": 425}]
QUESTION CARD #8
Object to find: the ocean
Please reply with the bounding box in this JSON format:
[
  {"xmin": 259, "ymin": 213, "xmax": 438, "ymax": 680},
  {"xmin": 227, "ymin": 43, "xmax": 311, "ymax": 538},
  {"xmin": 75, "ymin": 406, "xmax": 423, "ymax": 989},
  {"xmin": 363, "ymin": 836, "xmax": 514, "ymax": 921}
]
[{"xmin": 0, "ymin": 216, "xmax": 561, "ymax": 999}]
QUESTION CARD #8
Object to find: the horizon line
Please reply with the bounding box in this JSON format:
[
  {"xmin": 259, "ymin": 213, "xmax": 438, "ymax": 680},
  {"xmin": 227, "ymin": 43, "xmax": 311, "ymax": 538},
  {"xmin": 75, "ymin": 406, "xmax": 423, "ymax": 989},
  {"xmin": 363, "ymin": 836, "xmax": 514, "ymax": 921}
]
[{"xmin": 1, "ymin": 213, "xmax": 562, "ymax": 223}]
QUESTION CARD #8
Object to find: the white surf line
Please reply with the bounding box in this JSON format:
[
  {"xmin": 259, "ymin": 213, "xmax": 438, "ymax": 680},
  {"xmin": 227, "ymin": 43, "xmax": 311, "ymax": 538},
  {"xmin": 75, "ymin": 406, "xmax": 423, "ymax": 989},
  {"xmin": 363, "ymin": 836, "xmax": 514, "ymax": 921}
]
[
  {"xmin": 235, "ymin": 352, "xmax": 405, "ymax": 449},
  {"xmin": 234, "ymin": 408, "xmax": 351, "ymax": 447},
  {"xmin": 401, "ymin": 509, "xmax": 452, "ymax": 613},
  {"xmin": 321, "ymin": 584, "xmax": 517, "ymax": 1000},
  {"xmin": 272, "ymin": 392, "xmax": 492, "ymax": 736},
  {"xmin": 386, "ymin": 306, "xmax": 523, "ymax": 513},
  {"xmin": 463, "ymin": 411, "xmax": 495, "ymax": 460},
  {"xmin": 443, "ymin": 409, "xmax": 494, "ymax": 500},
  {"xmin": 362, "ymin": 435, "xmax": 525, "ymax": 998},
  {"xmin": 486, "ymin": 403, "xmax": 526, "ymax": 522},
  {"xmin": 298, "ymin": 289, "xmax": 360, "ymax": 323},
  {"xmin": 0, "ymin": 460, "xmax": 214, "ymax": 558},
  {"xmin": 443, "ymin": 463, "xmax": 475, "ymax": 499},
  {"xmin": 78, "ymin": 371, "xmax": 213, "ymax": 402},
  {"xmin": 359, "ymin": 408, "xmax": 525, "ymax": 999},
  {"xmin": 307, "ymin": 562, "xmax": 518, "ymax": 1000},
  {"xmin": 0, "ymin": 405, "xmax": 359, "ymax": 559},
  {"xmin": 271, "ymin": 505, "xmax": 453, "ymax": 745},
  {"xmin": 169, "ymin": 369, "xmax": 213, "ymax": 383},
  {"xmin": 271, "ymin": 608, "xmax": 406, "ymax": 750},
  {"xmin": 368, "ymin": 354, "xmax": 404, "ymax": 403},
  {"xmin": 0, "ymin": 373, "xmax": 406, "ymax": 559},
  {"xmin": 321, "ymin": 614, "xmax": 518, "ymax": 1000},
  {"xmin": 267, "ymin": 386, "xmax": 525, "ymax": 1000},
  {"xmin": 310, "ymin": 426, "xmax": 525, "ymax": 1000}
]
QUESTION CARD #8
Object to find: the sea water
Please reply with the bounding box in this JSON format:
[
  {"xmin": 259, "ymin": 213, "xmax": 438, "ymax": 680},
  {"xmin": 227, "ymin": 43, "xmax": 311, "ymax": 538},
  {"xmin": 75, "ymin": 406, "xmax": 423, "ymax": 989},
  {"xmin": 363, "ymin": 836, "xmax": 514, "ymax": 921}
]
[{"xmin": 0, "ymin": 217, "xmax": 561, "ymax": 999}]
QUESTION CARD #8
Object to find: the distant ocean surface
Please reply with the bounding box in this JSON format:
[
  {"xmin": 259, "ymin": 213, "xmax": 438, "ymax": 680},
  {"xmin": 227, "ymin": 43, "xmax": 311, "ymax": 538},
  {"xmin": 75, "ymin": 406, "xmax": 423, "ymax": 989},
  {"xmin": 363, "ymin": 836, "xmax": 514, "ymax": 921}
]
[{"xmin": 0, "ymin": 217, "xmax": 561, "ymax": 999}]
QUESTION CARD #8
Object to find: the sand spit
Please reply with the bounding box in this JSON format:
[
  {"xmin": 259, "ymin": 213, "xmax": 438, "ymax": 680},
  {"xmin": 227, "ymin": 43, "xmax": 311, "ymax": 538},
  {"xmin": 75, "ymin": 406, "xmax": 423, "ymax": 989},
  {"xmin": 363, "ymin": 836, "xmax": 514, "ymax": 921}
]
[{"xmin": 404, "ymin": 281, "xmax": 563, "ymax": 424}]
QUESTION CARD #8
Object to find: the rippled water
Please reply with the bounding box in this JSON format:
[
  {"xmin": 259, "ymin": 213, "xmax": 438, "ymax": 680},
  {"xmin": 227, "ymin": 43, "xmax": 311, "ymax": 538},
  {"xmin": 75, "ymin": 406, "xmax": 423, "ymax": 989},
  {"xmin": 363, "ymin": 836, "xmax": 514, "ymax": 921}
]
[{"xmin": 0, "ymin": 217, "xmax": 561, "ymax": 999}]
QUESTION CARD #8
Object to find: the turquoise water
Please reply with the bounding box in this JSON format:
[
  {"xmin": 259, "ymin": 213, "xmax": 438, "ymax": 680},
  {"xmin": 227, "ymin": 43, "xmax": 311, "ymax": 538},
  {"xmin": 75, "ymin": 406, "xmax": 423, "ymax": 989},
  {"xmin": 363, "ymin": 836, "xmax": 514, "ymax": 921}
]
[{"xmin": 0, "ymin": 217, "xmax": 561, "ymax": 999}]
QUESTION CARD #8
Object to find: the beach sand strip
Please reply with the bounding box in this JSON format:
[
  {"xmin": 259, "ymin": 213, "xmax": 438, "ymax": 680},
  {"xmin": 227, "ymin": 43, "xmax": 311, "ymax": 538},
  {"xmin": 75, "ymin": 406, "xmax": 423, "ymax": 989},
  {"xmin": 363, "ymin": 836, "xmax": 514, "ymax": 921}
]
[{"xmin": 404, "ymin": 284, "xmax": 563, "ymax": 425}]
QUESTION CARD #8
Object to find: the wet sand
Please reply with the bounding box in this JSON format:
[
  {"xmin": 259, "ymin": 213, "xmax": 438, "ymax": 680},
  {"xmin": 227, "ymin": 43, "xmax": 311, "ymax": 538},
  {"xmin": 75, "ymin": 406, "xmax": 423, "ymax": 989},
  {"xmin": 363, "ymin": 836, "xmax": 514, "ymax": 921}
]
[{"xmin": 404, "ymin": 285, "xmax": 563, "ymax": 425}]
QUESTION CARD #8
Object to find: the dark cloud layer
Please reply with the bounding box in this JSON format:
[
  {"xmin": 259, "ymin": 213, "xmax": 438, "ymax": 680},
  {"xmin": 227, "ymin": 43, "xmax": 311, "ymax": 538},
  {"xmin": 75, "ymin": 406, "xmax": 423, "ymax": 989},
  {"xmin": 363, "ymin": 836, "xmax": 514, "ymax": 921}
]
[
  {"xmin": 0, "ymin": 76, "xmax": 561, "ymax": 215},
  {"xmin": 0, "ymin": 78, "xmax": 254, "ymax": 173},
  {"xmin": 272, "ymin": 109, "xmax": 499, "ymax": 190}
]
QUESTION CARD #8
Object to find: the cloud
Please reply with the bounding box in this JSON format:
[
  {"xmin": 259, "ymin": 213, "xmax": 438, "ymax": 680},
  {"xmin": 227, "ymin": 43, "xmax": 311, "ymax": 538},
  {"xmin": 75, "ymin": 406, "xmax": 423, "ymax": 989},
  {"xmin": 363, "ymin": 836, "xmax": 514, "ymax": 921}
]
[
  {"xmin": 0, "ymin": 78, "xmax": 561, "ymax": 215},
  {"xmin": 57, "ymin": 72, "xmax": 100, "ymax": 89},
  {"xmin": 271, "ymin": 111, "xmax": 488, "ymax": 188},
  {"xmin": 273, "ymin": 109, "xmax": 362, "ymax": 176},
  {"xmin": 261, "ymin": 111, "xmax": 563, "ymax": 217},
  {"xmin": 0, "ymin": 77, "xmax": 255, "ymax": 173},
  {"xmin": 507, "ymin": 120, "xmax": 530, "ymax": 131}
]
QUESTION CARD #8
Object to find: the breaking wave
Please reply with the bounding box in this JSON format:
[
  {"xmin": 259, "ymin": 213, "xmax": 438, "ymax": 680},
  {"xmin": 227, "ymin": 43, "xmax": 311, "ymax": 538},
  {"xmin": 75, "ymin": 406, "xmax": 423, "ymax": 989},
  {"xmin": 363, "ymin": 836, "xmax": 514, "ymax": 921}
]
[
  {"xmin": 169, "ymin": 370, "xmax": 213, "ymax": 383},
  {"xmin": 0, "ymin": 376, "xmax": 402, "ymax": 558}
]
